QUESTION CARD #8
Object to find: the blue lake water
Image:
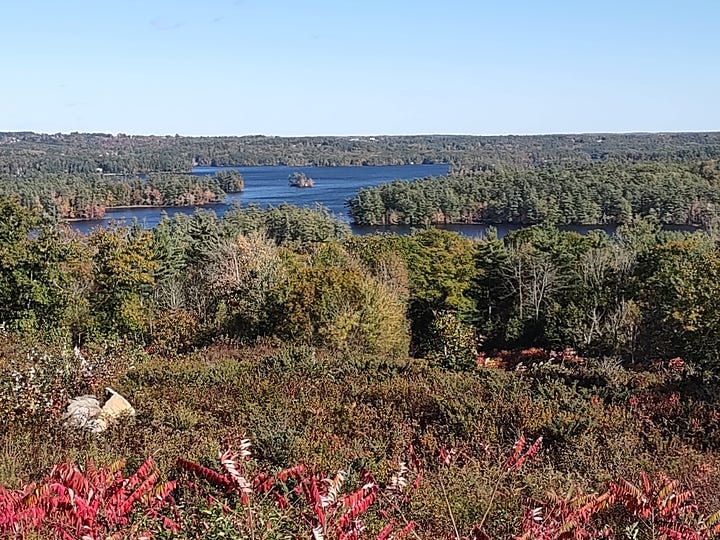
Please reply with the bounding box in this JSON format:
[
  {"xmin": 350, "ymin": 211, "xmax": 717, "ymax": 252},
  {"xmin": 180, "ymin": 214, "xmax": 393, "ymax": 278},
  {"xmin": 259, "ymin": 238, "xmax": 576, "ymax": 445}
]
[
  {"xmin": 69, "ymin": 164, "xmax": 450, "ymax": 234},
  {"xmin": 66, "ymin": 164, "xmax": 701, "ymax": 238}
]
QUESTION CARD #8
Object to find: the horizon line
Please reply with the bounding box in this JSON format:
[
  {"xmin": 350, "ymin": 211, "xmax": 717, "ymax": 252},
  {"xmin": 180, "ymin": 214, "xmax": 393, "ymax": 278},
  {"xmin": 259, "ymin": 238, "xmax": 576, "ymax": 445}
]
[{"xmin": 2, "ymin": 129, "xmax": 719, "ymax": 138}]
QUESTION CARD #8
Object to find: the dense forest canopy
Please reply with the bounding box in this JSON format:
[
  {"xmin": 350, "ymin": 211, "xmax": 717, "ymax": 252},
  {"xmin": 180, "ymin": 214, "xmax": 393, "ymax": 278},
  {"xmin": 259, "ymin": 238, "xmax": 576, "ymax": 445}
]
[
  {"xmin": 0, "ymin": 169, "xmax": 245, "ymax": 220},
  {"xmin": 2, "ymin": 131, "xmax": 720, "ymax": 174},
  {"xmin": 1, "ymin": 196, "xmax": 719, "ymax": 375},
  {"xmin": 348, "ymin": 160, "xmax": 720, "ymax": 227}
]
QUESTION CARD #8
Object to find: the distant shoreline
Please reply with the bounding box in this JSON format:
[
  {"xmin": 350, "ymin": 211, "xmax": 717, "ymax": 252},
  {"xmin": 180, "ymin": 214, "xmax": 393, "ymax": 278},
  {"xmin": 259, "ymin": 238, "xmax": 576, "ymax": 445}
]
[{"xmin": 62, "ymin": 202, "xmax": 225, "ymax": 222}]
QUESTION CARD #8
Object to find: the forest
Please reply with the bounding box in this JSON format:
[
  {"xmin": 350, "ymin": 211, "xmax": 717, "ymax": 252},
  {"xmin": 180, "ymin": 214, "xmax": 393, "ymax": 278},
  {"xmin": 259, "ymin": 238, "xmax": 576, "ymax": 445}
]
[
  {"xmin": 2, "ymin": 193, "xmax": 720, "ymax": 539},
  {"xmin": 0, "ymin": 169, "xmax": 244, "ymax": 220},
  {"xmin": 3, "ymin": 131, "xmax": 720, "ymax": 227},
  {"xmin": 348, "ymin": 160, "xmax": 720, "ymax": 227},
  {"xmin": 2, "ymin": 131, "xmax": 720, "ymax": 174}
]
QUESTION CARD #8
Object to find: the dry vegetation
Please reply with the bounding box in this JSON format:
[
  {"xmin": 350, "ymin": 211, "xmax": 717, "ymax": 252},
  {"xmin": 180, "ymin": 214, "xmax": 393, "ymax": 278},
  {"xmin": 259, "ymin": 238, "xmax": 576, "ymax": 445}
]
[{"xmin": 2, "ymin": 337, "xmax": 720, "ymax": 539}]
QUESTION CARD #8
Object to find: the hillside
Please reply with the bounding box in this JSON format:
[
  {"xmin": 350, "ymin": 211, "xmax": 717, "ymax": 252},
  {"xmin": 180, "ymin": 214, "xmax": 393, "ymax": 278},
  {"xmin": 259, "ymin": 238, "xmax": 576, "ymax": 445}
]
[{"xmin": 2, "ymin": 198, "xmax": 720, "ymax": 538}]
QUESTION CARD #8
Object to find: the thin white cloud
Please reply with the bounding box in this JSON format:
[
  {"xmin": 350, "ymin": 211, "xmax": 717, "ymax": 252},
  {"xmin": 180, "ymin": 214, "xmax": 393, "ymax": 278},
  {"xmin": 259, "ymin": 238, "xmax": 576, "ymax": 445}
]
[{"xmin": 150, "ymin": 17, "xmax": 184, "ymax": 31}]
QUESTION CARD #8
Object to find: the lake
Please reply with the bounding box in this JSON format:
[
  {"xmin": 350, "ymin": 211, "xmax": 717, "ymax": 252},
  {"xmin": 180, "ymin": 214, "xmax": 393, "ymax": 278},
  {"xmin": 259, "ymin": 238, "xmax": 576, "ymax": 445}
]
[
  {"xmin": 69, "ymin": 164, "xmax": 450, "ymax": 234},
  {"xmin": 67, "ymin": 164, "xmax": 701, "ymax": 239}
]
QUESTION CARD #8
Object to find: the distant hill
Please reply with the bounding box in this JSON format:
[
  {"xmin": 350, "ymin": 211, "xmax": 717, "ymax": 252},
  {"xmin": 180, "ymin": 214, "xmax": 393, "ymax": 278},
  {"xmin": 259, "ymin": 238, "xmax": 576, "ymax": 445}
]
[{"xmin": 1, "ymin": 131, "xmax": 719, "ymax": 175}]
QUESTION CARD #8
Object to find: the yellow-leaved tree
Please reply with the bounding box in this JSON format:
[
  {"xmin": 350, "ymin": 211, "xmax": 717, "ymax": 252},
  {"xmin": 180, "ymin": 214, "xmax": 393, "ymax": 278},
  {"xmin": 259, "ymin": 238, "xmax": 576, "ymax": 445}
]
[{"xmin": 90, "ymin": 226, "xmax": 157, "ymax": 338}]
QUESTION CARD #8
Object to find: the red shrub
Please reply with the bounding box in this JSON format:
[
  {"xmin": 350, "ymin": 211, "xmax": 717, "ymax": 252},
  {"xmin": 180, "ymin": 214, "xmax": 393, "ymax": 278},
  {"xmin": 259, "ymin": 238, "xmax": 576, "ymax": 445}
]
[{"xmin": 0, "ymin": 458, "xmax": 177, "ymax": 539}]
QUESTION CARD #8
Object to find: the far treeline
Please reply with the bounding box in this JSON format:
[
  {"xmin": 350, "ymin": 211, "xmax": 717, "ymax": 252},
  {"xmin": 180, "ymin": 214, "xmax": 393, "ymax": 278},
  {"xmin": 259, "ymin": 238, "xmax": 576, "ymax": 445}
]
[{"xmin": 2, "ymin": 131, "xmax": 720, "ymax": 174}]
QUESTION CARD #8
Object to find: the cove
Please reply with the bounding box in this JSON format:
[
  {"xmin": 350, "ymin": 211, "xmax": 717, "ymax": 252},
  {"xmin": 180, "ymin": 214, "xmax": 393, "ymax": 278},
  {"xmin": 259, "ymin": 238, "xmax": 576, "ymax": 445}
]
[{"xmin": 69, "ymin": 164, "xmax": 449, "ymax": 234}]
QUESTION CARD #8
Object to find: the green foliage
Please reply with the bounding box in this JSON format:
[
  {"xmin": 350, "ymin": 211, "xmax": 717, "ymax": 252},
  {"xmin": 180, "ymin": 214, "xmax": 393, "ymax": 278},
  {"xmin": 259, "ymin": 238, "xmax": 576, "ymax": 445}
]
[
  {"xmin": 348, "ymin": 161, "xmax": 720, "ymax": 227},
  {"xmin": 214, "ymin": 169, "xmax": 244, "ymax": 192},
  {"xmin": 0, "ymin": 171, "xmax": 228, "ymax": 220},
  {"xmin": 638, "ymin": 235, "xmax": 720, "ymax": 372},
  {"xmin": 0, "ymin": 198, "xmax": 38, "ymax": 325},
  {"xmin": 3, "ymin": 129, "xmax": 720, "ymax": 537},
  {"xmin": 425, "ymin": 310, "xmax": 479, "ymax": 371},
  {"xmin": 223, "ymin": 202, "xmax": 350, "ymax": 245},
  {"xmin": 0, "ymin": 199, "xmax": 87, "ymax": 333},
  {"xmin": 7, "ymin": 191, "xmax": 720, "ymax": 379},
  {"xmin": 5, "ymin": 131, "xmax": 719, "ymax": 176},
  {"xmin": 204, "ymin": 233, "xmax": 287, "ymax": 338},
  {"xmin": 148, "ymin": 308, "xmax": 200, "ymax": 355},
  {"xmin": 5, "ymin": 131, "xmax": 720, "ymax": 224},
  {"xmin": 90, "ymin": 226, "xmax": 157, "ymax": 337},
  {"xmin": 402, "ymin": 229, "xmax": 477, "ymax": 314},
  {"xmin": 362, "ymin": 229, "xmax": 478, "ymax": 355},
  {"xmin": 276, "ymin": 245, "xmax": 409, "ymax": 357}
]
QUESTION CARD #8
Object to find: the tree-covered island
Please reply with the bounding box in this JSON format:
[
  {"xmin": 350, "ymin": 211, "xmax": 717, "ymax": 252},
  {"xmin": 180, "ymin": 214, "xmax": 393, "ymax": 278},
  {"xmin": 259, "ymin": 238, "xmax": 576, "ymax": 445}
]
[
  {"xmin": 347, "ymin": 160, "xmax": 720, "ymax": 227},
  {"xmin": 288, "ymin": 171, "xmax": 314, "ymax": 187}
]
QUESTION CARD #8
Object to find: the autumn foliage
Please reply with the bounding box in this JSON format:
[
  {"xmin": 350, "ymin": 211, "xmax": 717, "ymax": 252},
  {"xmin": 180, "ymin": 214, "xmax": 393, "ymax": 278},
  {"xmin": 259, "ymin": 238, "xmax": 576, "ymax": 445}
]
[
  {"xmin": 3, "ymin": 438, "xmax": 719, "ymax": 539},
  {"xmin": 0, "ymin": 458, "xmax": 177, "ymax": 539}
]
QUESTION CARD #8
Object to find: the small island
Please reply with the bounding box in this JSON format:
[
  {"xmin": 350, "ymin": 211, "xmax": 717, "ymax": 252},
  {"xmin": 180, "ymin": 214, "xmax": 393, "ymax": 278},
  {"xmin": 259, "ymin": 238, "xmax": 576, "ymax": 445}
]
[{"xmin": 288, "ymin": 171, "xmax": 314, "ymax": 188}]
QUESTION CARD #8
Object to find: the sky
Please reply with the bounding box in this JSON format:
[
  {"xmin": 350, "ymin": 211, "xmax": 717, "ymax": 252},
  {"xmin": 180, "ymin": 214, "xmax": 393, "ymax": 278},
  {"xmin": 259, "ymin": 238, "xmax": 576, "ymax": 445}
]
[{"xmin": 1, "ymin": 0, "xmax": 719, "ymax": 136}]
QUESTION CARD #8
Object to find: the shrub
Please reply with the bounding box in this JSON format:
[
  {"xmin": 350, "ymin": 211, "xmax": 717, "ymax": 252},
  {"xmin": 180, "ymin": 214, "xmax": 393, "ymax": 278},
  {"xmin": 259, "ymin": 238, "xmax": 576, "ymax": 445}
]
[
  {"xmin": 148, "ymin": 308, "xmax": 200, "ymax": 355},
  {"xmin": 0, "ymin": 458, "xmax": 177, "ymax": 539},
  {"xmin": 175, "ymin": 440, "xmax": 420, "ymax": 540},
  {"xmin": 277, "ymin": 248, "xmax": 409, "ymax": 357},
  {"xmin": 0, "ymin": 336, "xmax": 142, "ymax": 430},
  {"xmin": 424, "ymin": 310, "xmax": 479, "ymax": 371}
]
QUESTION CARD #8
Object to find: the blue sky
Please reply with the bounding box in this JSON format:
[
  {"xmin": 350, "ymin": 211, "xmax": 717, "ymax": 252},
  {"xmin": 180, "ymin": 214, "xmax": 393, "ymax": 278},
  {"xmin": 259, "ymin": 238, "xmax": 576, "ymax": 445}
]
[{"xmin": 1, "ymin": 0, "xmax": 719, "ymax": 136}]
